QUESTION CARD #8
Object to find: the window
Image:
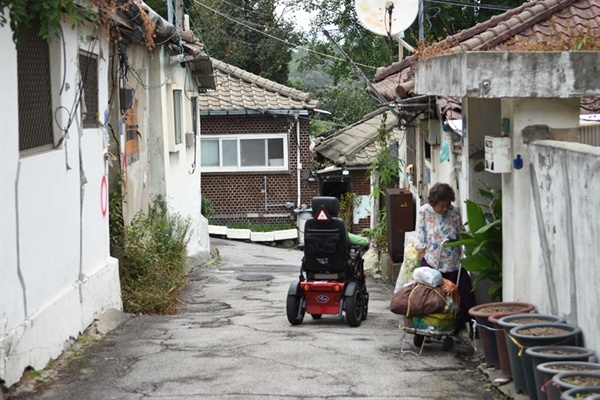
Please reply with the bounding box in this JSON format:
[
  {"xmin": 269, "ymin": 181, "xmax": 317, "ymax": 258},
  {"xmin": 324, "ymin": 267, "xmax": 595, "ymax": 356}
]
[
  {"xmin": 173, "ymin": 89, "xmax": 183, "ymax": 146},
  {"xmin": 79, "ymin": 52, "xmax": 98, "ymax": 128},
  {"xmin": 201, "ymin": 134, "xmax": 288, "ymax": 172},
  {"xmin": 17, "ymin": 19, "xmax": 54, "ymax": 152}
]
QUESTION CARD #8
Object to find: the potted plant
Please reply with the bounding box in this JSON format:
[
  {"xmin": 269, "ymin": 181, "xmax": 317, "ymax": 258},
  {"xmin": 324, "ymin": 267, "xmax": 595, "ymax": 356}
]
[
  {"xmin": 497, "ymin": 314, "xmax": 566, "ymax": 396},
  {"xmin": 509, "ymin": 322, "xmax": 583, "ymax": 400},
  {"xmin": 468, "ymin": 302, "xmax": 535, "ymax": 371},
  {"xmin": 527, "ymin": 346, "xmax": 597, "ymax": 400},
  {"xmin": 536, "ymin": 360, "xmax": 600, "ymax": 400},
  {"xmin": 445, "ymin": 187, "xmax": 502, "ymax": 302},
  {"xmin": 560, "ymin": 385, "xmax": 600, "ymax": 400},
  {"xmin": 552, "ymin": 371, "xmax": 600, "ymax": 399}
]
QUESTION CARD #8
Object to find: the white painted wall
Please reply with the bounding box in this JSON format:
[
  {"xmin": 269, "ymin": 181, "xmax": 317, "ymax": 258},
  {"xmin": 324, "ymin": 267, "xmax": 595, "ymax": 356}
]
[
  {"xmin": 502, "ymin": 98, "xmax": 580, "ymax": 303},
  {"xmin": 1, "ymin": 21, "xmax": 122, "ymax": 387},
  {"xmin": 115, "ymin": 46, "xmax": 210, "ymax": 268},
  {"xmin": 528, "ymin": 141, "xmax": 600, "ymax": 353}
]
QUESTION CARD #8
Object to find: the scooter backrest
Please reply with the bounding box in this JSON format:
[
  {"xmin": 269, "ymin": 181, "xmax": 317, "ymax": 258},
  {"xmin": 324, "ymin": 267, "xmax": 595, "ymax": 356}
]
[{"xmin": 311, "ymin": 196, "xmax": 340, "ymax": 218}]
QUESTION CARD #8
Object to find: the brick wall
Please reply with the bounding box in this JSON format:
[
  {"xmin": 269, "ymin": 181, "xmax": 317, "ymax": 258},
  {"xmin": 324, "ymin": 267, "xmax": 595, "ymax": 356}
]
[{"xmin": 201, "ymin": 114, "xmax": 319, "ymax": 227}]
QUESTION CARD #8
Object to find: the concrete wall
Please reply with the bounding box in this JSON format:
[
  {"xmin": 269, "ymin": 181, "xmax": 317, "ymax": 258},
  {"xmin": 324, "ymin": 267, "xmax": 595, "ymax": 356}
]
[
  {"xmin": 109, "ymin": 45, "xmax": 210, "ymax": 268},
  {"xmin": 527, "ymin": 140, "xmax": 600, "ymax": 354},
  {"xmin": 1, "ymin": 21, "xmax": 122, "ymax": 387}
]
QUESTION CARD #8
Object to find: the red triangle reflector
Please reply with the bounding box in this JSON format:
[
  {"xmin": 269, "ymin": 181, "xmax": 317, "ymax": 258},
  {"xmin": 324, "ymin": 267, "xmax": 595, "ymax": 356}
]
[{"xmin": 315, "ymin": 207, "xmax": 330, "ymax": 222}]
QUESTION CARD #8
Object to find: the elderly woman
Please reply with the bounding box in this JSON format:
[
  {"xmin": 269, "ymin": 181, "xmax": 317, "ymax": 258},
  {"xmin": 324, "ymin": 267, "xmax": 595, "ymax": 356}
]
[{"xmin": 414, "ymin": 182, "xmax": 475, "ymax": 335}]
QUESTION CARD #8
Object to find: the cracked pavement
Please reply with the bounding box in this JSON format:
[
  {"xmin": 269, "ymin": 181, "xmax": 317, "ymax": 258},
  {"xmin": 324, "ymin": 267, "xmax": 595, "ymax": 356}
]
[{"xmin": 12, "ymin": 238, "xmax": 499, "ymax": 399}]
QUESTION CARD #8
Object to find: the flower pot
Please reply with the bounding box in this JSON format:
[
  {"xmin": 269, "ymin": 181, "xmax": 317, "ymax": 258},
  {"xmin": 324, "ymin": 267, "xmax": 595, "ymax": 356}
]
[
  {"xmin": 510, "ymin": 323, "xmax": 582, "ymax": 400},
  {"xmin": 497, "ymin": 314, "xmax": 566, "ymax": 396},
  {"xmin": 560, "ymin": 386, "xmax": 600, "ymax": 400},
  {"xmin": 468, "ymin": 302, "xmax": 535, "ymax": 370},
  {"xmin": 552, "ymin": 371, "xmax": 600, "ymax": 399},
  {"xmin": 527, "ymin": 346, "xmax": 597, "ymax": 400},
  {"xmin": 537, "ymin": 362, "xmax": 600, "ymax": 400}
]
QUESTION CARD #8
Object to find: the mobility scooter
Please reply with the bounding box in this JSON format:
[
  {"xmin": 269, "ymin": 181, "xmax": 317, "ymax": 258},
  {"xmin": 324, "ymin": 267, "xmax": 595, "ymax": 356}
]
[{"xmin": 286, "ymin": 196, "xmax": 369, "ymax": 327}]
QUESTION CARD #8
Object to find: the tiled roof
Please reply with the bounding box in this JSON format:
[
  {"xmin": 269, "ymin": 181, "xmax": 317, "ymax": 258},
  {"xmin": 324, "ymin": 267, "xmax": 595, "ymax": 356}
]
[
  {"xmin": 314, "ymin": 108, "xmax": 399, "ymax": 166},
  {"xmin": 372, "ymin": 0, "xmax": 600, "ymax": 114},
  {"xmin": 110, "ymin": 2, "xmax": 215, "ymax": 91},
  {"xmin": 197, "ymin": 59, "xmax": 319, "ymax": 113}
]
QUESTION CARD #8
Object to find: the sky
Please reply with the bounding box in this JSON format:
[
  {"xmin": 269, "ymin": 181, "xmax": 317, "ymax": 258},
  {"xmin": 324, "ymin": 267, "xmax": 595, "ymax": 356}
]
[{"xmin": 277, "ymin": 6, "xmax": 315, "ymax": 32}]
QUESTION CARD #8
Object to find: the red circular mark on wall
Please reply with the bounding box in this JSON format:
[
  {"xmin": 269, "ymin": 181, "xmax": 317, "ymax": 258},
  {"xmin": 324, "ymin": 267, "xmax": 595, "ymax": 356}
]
[{"xmin": 101, "ymin": 175, "xmax": 108, "ymax": 217}]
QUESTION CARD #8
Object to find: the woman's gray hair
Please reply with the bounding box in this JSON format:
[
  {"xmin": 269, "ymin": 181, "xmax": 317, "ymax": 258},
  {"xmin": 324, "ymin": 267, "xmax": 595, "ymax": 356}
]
[{"xmin": 427, "ymin": 183, "xmax": 455, "ymax": 206}]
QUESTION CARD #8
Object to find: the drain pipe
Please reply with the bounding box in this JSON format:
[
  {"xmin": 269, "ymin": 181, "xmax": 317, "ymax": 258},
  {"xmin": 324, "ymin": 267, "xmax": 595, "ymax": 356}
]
[{"xmin": 295, "ymin": 111, "xmax": 301, "ymax": 208}]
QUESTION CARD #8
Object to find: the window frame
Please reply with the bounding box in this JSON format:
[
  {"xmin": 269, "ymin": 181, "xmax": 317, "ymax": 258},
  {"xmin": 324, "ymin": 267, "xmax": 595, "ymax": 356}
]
[
  {"xmin": 168, "ymin": 85, "xmax": 185, "ymax": 152},
  {"xmin": 200, "ymin": 133, "xmax": 289, "ymax": 172},
  {"xmin": 79, "ymin": 51, "xmax": 99, "ymax": 129},
  {"xmin": 17, "ymin": 19, "xmax": 56, "ymax": 154}
]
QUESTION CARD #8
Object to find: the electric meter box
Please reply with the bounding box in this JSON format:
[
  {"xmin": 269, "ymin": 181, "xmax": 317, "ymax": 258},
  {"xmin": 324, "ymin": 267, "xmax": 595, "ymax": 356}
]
[{"xmin": 484, "ymin": 136, "xmax": 512, "ymax": 173}]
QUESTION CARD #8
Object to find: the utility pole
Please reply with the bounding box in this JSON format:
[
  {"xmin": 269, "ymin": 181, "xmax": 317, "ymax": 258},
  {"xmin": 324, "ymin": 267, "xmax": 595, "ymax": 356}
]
[{"xmin": 418, "ymin": 0, "xmax": 425, "ymax": 41}]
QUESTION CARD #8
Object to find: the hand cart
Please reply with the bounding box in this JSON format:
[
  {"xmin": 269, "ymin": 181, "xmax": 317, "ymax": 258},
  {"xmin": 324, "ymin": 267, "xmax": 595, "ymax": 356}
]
[{"xmin": 400, "ymin": 239, "xmax": 461, "ymax": 355}]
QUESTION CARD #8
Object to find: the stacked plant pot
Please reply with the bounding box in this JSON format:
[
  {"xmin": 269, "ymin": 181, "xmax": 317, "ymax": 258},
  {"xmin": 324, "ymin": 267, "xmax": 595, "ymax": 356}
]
[
  {"xmin": 497, "ymin": 314, "xmax": 566, "ymax": 397},
  {"xmin": 468, "ymin": 302, "xmax": 535, "ymax": 372},
  {"xmin": 553, "ymin": 371, "xmax": 600, "ymax": 399},
  {"xmin": 536, "ymin": 361, "xmax": 600, "ymax": 400},
  {"xmin": 560, "ymin": 385, "xmax": 600, "ymax": 400},
  {"xmin": 527, "ymin": 346, "xmax": 597, "ymax": 400},
  {"xmin": 509, "ymin": 322, "xmax": 582, "ymax": 400}
]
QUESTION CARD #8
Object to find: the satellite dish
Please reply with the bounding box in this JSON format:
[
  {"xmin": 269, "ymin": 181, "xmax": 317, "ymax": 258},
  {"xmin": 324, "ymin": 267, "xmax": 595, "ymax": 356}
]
[{"xmin": 354, "ymin": 0, "xmax": 419, "ymax": 36}]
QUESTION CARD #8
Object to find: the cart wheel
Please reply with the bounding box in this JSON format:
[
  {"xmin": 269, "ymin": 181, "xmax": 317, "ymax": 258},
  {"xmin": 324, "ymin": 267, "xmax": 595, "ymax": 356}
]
[
  {"xmin": 413, "ymin": 334, "xmax": 425, "ymax": 348},
  {"xmin": 310, "ymin": 314, "xmax": 322, "ymax": 320},
  {"xmin": 442, "ymin": 336, "xmax": 454, "ymax": 351}
]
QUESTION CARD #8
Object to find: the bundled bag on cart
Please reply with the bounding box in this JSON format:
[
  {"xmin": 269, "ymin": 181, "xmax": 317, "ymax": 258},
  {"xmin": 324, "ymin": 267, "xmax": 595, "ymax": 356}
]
[{"xmin": 390, "ymin": 270, "xmax": 460, "ymax": 318}]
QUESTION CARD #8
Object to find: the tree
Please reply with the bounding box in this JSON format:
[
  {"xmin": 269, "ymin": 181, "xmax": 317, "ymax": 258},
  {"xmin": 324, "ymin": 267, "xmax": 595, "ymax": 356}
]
[{"xmin": 170, "ymin": 0, "xmax": 302, "ymax": 84}]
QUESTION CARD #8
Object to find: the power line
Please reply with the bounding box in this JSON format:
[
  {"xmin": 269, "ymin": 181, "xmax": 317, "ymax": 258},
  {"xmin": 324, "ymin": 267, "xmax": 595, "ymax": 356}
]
[
  {"xmin": 190, "ymin": 0, "xmax": 379, "ymax": 72},
  {"xmin": 426, "ymin": 0, "xmax": 511, "ymax": 11}
]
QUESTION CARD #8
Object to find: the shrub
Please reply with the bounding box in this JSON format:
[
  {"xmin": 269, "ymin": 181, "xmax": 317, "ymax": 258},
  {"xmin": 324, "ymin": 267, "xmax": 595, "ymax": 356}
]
[{"xmin": 118, "ymin": 197, "xmax": 191, "ymax": 314}]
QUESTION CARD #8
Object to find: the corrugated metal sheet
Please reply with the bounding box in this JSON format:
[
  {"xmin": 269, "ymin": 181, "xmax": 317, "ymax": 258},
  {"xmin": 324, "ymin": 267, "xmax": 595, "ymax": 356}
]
[{"xmin": 580, "ymin": 123, "xmax": 600, "ymax": 146}]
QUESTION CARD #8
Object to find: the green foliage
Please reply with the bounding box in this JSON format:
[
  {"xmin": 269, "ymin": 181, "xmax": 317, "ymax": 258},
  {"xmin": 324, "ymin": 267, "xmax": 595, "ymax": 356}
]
[
  {"xmin": 109, "ymin": 172, "xmax": 126, "ymax": 249},
  {"xmin": 118, "ymin": 197, "xmax": 191, "ymax": 315},
  {"xmin": 201, "ymin": 195, "xmax": 214, "ymax": 219},
  {"xmin": 368, "ymin": 113, "xmax": 401, "ymax": 200},
  {"xmin": 312, "ymin": 78, "xmax": 380, "ymax": 129},
  {"xmin": 361, "ymin": 113, "xmax": 402, "ymax": 254},
  {"xmin": 0, "ymin": 0, "xmax": 99, "ymax": 43},
  {"xmin": 361, "ymin": 208, "xmax": 387, "ymax": 253},
  {"xmin": 183, "ymin": 0, "xmax": 301, "ymax": 84},
  {"xmin": 339, "ymin": 191, "xmax": 360, "ymax": 228},
  {"xmin": 445, "ymin": 188, "xmax": 503, "ymax": 301}
]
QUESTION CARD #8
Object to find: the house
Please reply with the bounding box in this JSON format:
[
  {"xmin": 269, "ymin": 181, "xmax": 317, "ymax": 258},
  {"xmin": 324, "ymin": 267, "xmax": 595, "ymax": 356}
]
[
  {"xmin": 371, "ymin": 0, "xmax": 600, "ymax": 355},
  {"xmin": 1, "ymin": 14, "xmax": 121, "ymax": 387},
  {"xmin": 311, "ymin": 107, "xmax": 402, "ymax": 235},
  {"xmin": 0, "ymin": 1, "xmax": 215, "ymax": 387},
  {"xmin": 105, "ymin": 1, "xmax": 215, "ymax": 267},
  {"xmin": 198, "ymin": 60, "xmax": 320, "ymax": 232}
]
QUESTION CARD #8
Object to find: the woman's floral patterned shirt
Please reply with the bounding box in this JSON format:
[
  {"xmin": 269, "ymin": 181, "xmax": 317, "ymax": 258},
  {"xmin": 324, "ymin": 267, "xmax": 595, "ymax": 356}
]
[{"xmin": 414, "ymin": 203, "xmax": 464, "ymax": 272}]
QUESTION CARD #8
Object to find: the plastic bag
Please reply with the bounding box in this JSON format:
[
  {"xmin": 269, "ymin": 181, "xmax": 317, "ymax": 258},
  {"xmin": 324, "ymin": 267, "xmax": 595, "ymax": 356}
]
[
  {"xmin": 394, "ymin": 242, "xmax": 421, "ymax": 293},
  {"xmin": 413, "ymin": 267, "xmax": 443, "ymax": 288}
]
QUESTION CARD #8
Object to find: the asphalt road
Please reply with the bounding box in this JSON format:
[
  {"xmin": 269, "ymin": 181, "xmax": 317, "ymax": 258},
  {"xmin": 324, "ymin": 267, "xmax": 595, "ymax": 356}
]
[{"xmin": 11, "ymin": 238, "xmax": 500, "ymax": 400}]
